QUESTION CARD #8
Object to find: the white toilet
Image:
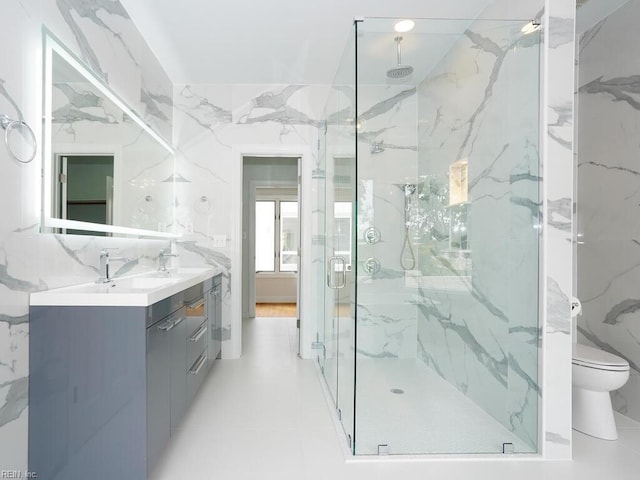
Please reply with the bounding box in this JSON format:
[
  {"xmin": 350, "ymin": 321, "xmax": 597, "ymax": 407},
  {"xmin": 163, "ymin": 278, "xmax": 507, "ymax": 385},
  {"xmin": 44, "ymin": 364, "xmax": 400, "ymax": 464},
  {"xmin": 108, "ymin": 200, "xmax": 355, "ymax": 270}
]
[{"xmin": 572, "ymin": 343, "xmax": 630, "ymax": 440}]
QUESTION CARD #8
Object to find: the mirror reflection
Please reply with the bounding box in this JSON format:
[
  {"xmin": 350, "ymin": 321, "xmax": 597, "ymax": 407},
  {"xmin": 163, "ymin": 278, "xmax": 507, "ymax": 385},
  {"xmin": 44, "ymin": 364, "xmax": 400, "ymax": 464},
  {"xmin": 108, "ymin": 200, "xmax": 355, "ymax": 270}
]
[{"xmin": 43, "ymin": 34, "xmax": 176, "ymax": 237}]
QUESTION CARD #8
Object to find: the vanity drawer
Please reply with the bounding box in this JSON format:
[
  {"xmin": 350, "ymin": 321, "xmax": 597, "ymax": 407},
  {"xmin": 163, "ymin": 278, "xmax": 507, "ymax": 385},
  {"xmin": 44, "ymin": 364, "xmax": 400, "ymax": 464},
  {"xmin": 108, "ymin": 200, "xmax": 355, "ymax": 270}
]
[
  {"xmin": 185, "ymin": 295, "xmax": 206, "ymax": 336},
  {"xmin": 187, "ymin": 351, "xmax": 208, "ymax": 403},
  {"xmin": 186, "ymin": 320, "xmax": 207, "ymax": 369}
]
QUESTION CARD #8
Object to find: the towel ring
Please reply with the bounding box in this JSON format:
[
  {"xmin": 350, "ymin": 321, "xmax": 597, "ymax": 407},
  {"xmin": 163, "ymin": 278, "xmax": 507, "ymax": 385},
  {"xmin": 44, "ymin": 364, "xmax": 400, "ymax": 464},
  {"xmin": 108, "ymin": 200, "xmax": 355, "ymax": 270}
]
[{"xmin": 1, "ymin": 114, "xmax": 37, "ymax": 164}]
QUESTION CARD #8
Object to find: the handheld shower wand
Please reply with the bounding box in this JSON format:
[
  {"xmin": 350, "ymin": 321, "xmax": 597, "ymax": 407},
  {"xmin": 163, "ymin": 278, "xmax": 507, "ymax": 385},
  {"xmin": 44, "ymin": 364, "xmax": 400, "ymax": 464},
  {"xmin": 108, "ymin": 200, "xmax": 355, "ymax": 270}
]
[{"xmin": 398, "ymin": 184, "xmax": 417, "ymax": 270}]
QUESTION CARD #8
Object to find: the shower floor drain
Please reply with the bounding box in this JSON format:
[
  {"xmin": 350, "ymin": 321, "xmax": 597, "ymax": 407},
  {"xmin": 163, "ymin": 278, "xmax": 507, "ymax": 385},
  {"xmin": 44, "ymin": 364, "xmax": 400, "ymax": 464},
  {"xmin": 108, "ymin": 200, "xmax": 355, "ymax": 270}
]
[{"xmin": 390, "ymin": 388, "xmax": 405, "ymax": 394}]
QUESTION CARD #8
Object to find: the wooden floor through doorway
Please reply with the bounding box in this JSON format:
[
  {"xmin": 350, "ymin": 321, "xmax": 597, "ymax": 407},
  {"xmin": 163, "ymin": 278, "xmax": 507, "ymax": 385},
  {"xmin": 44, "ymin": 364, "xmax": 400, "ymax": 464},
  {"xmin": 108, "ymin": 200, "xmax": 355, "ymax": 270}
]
[{"xmin": 255, "ymin": 303, "xmax": 297, "ymax": 317}]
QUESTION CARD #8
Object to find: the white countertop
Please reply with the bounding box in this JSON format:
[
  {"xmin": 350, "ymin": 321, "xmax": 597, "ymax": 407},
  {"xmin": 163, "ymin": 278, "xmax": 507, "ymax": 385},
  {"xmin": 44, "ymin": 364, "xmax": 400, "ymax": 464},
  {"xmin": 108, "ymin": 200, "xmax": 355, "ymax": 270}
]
[{"xmin": 30, "ymin": 266, "xmax": 223, "ymax": 307}]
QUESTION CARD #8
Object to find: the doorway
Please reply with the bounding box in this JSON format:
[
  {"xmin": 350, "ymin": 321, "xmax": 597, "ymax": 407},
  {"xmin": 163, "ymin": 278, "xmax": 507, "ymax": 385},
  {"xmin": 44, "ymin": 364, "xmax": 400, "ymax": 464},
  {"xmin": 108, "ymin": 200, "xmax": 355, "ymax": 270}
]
[
  {"xmin": 54, "ymin": 153, "xmax": 115, "ymax": 235},
  {"xmin": 242, "ymin": 156, "xmax": 301, "ymax": 347}
]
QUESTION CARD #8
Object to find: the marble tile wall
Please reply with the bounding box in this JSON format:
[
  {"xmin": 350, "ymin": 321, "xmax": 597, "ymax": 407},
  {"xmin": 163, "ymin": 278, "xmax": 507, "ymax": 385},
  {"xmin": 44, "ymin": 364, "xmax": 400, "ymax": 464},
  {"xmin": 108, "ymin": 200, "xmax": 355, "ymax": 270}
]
[
  {"xmin": 171, "ymin": 83, "xmax": 326, "ymax": 357},
  {"xmin": 414, "ymin": 19, "xmax": 541, "ymax": 451},
  {"xmin": 541, "ymin": 0, "xmax": 575, "ymax": 460},
  {"xmin": 0, "ymin": 0, "xmax": 173, "ymax": 470},
  {"xmin": 319, "ymin": 79, "xmax": 422, "ymax": 361},
  {"xmin": 354, "ymin": 85, "xmax": 420, "ymax": 360},
  {"xmin": 44, "ymin": 0, "xmax": 173, "ymax": 139},
  {"xmin": 577, "ymin": 0, "xmax": 640, "ymax": 423}
]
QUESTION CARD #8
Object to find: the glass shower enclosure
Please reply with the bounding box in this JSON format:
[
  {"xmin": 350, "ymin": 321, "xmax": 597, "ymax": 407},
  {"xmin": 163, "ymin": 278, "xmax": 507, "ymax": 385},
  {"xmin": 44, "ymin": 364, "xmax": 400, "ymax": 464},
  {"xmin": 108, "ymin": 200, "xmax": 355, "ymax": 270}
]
[{"xmin": 316, "ymin": 17, "xmax": 541, "ymax": 455}]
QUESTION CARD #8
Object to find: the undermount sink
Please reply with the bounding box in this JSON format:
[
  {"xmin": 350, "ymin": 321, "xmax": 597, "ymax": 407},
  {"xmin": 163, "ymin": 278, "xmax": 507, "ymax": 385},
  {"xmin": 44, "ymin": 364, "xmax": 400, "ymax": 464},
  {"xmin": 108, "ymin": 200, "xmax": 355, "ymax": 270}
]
[
  {"xmin": 164, "ymin": 267, "xmax": 214, "ymax": 277},
  {"xmin": 112, "ymin": 276, "xmax": 181, "ymax": 290},
  {"xmin": 30, "ymin": 266, "xmax": 222, "ymax": 307}
]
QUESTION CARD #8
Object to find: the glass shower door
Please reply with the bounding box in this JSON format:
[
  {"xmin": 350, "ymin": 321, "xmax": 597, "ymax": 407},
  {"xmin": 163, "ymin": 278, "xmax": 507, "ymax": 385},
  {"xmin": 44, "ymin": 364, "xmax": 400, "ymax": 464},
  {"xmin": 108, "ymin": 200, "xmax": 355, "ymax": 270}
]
[
  {"xmin": 323, "ymin": 154, "xmax": 356, "ymax": 451},
  {"xmin": 352, "ymin": 17, "xmax": 541, "ymax": 455},
  {"xmin": 321, "ymin": 149, "xmax": 339, "ymax": 409},
  {"xmin": 317, "ymin": 30, "xmax": 357, "ymax": 451}
]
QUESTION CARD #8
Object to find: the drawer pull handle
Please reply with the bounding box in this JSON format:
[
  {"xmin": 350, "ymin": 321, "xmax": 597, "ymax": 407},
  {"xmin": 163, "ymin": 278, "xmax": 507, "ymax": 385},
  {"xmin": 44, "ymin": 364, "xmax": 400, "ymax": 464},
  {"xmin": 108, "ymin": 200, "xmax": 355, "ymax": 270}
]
[
  {"xmin": 172, "ymin": 316, "xmax": 185, "ymax": 327},
  {"xmin": 189, "ymin": 323, "xmax": 207, "ymax": 342},
  {"xmin": 158, "ymin": 316, "xmax": 185, "ymax": 332},
  {"xmin": 188, "ymin": 354, "xmax": 207, "ymax": 375},
  {"xmin": 187, "ymin": 298, "xmax": 206, "ymax": 310}
]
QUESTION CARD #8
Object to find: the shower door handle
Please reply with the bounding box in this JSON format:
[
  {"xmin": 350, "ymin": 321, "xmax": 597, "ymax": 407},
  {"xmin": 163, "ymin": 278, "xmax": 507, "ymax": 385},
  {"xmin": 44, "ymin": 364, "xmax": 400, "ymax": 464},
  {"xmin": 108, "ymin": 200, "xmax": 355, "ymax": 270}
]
[
  {"xmin": 335, "ymin": 256, "xmax": 346, "ymax": 289},
  {"xmin": 327, "ymin": 256, "xmax": 346, "ymax": 289},
  {"xmin": 327, "ymin": 257, "xmax": 338, "ymax": 288}
]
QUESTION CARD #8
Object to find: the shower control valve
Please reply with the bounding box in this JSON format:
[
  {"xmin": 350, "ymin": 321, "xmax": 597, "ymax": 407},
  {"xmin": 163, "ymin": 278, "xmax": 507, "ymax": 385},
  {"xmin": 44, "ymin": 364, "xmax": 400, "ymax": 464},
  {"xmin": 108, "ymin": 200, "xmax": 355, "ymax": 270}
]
[{"xmin": 363, "ymin": 257, "xmax": 381, "ymax": 275}]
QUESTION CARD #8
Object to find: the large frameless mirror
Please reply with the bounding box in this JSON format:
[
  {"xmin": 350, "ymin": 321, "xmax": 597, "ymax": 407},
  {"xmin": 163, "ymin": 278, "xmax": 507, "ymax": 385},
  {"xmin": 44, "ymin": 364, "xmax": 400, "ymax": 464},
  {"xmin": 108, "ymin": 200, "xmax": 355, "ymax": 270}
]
[{"xmin": 42, "ymin": 31, "xmax": 176, "ymax": 238}]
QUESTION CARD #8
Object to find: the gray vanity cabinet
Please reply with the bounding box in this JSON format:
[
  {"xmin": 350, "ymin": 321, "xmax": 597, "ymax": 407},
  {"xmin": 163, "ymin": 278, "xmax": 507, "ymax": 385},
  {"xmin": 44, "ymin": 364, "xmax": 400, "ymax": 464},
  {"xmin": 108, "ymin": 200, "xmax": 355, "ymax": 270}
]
[
  {"xmin": 146, "ymin": 310, "xmax": 171, "ymax": 469},
  {"xmin": 184, "ymin": 281, "xmax": 209, "ymax": 404},
  {"xmin": 208, "ymin": 275, "xmax": 223, "ymax": 364},
  {"xmin": 30, "ymin": 306, "xmax": 148, "ymax": 480},
  {"xmin": 29, "ymin": 277, "xmax": 219, "ymax": 480}
]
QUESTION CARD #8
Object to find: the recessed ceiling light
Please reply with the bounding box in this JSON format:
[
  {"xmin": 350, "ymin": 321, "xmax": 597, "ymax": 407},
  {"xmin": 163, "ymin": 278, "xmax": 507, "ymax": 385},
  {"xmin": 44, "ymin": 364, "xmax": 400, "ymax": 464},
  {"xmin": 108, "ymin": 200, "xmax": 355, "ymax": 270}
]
[
  {"xmin": 394, "ymin": 19, "xmax": 415, "ymax": 33},
  {"xmin": 521, "ymin": 21, "xmax": 541, "ymax": 35}
]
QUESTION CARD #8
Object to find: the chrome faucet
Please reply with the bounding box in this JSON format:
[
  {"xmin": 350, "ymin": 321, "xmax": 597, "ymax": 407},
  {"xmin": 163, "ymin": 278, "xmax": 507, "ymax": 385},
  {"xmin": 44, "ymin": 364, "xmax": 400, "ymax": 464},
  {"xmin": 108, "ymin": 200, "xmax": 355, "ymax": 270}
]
[
  {"xmin": 158, "ymin": 248, "xmax": 178, "ymax": 273},
  {"xmin": 98, "ymin": 248, "xmax": 131, "ymax": 283}
]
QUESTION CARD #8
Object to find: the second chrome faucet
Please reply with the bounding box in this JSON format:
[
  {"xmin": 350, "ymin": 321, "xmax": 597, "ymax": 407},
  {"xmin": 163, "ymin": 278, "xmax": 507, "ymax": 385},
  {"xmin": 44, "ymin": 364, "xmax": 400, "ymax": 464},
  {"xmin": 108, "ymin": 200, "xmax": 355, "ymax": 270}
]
[{"xmin": 158, "ymin": 248, "xmax": 178, "ymax": 273}]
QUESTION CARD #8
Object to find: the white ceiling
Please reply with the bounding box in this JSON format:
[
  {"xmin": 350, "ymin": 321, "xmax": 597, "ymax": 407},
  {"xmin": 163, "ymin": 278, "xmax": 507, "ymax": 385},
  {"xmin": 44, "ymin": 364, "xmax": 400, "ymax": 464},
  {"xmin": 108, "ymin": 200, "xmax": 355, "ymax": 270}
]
[{"xmin": 119, "ymin": 0, "xmax": 544, "ymax": 85}]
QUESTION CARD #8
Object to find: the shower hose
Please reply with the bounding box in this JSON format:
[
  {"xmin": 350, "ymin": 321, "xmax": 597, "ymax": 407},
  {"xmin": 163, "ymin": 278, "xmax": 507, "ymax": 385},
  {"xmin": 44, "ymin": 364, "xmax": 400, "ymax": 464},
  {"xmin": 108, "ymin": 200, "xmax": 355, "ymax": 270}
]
[{"xmin": 401, "ymin": 227, "xmax": 416, "ymax": 270}]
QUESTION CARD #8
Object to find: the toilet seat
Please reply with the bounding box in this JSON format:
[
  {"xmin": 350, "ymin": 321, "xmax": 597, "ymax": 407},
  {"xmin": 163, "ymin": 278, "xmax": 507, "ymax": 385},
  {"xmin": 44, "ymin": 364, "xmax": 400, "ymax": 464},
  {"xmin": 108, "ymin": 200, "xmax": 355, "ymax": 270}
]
[{"xmin": 572, "ymin": 344, "xmax": 629, "ymax": 371}]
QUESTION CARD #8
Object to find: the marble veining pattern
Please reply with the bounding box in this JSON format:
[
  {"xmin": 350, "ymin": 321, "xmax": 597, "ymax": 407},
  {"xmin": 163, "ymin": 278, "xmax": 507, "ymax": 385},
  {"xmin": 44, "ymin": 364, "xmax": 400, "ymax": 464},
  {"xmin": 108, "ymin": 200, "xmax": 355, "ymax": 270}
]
[
  {"xmin": 604, "ymin": 299, "xmax": 640, "ymax": 326},
  {"xmin": 580, "ymin": 75, "xmax": 640, "ymax": 110},
  {"xmin": 456, "ymin": 30, "xmax": 527, "ymax": 160},
  {"xmin": 176, "ymin": 86, "xmax": 232, "ymax": 127},
  {"xmin": 546, "ymin": 431, "xmax": 571, "ymax": 446},
  {"xmin": 55, "ymin": 0, "xmax": 131, "ymax": 80},
  {"xmin": 49, "ymin": 0, "xmax": 173, "ymax": 138},
  {"xmin": 0, "ymin": 78, "xmax": 24, "ymax": 119},
  {"xmin": 172, "ymin": 82, "xmax": 325, "ymax": 355},
  {"xmin": 237, "ymin": 85, "xmax": 321, "ymax": 127},
  {"xmin": 413, "ymin": 18, "xmax": 544, "ymax": 450},
  {"xmin": 536, "ymin": 0, "xmax": 576, "ymax": 460},
  {"xmin": 416, "ymin": 295, "xmax": 509, "ymax": 389},
  {"xmin": 577, "ymin": 0, "xmax": 640, "ymax": 424}
]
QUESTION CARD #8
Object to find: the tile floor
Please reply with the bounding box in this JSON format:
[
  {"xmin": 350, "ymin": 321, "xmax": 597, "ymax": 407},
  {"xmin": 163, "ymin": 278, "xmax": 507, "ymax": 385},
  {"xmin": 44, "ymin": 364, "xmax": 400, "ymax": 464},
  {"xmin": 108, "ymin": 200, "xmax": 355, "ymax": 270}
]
[
  {"xmin": 354, "ymin": 358, "xmax": 531, "ymax": 454},
  {"xmin": 151, "ymin": 316, "xmax": 640, "ymax": 480}
]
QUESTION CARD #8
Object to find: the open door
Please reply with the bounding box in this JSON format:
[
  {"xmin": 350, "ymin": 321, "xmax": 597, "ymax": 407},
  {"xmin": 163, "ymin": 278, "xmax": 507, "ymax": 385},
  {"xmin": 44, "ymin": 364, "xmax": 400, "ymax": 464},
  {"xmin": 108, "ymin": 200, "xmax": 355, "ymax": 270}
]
[{"xmin": 296, "ymin": 157, "xmax": 302, "ymax": 354}]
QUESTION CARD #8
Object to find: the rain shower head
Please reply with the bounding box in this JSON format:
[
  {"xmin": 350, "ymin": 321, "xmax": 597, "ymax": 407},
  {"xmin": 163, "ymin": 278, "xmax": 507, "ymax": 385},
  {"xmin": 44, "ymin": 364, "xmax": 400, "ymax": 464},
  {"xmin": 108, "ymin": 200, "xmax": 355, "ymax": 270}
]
[
  {"xmin": 395, "ymin": 183, "xmax": 417, "ymax": 195},
  {"xmin": 387, "ymin": 36, "xmax": 414, "ymax": 80}
]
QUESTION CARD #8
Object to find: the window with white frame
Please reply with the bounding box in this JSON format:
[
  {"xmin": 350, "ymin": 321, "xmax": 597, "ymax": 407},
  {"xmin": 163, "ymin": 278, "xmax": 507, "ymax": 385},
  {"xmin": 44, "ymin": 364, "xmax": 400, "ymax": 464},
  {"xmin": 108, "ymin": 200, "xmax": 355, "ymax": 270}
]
[{"xmin": 255, "ymin": 199, "xmax": 299, "ymax": 273}]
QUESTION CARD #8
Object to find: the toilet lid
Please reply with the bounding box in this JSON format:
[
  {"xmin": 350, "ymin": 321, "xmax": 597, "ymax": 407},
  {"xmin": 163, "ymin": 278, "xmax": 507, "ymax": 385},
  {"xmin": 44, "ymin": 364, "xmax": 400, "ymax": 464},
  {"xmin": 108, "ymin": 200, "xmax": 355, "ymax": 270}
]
[{"xmin": 572, "ymin": 344, "xmax": 629, "ymax": 370}]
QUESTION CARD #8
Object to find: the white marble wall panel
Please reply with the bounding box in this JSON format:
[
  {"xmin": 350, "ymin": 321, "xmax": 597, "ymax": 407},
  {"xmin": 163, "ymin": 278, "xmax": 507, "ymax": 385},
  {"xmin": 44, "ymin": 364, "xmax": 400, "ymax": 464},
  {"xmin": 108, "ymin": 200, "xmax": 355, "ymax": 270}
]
[
  {"xmin": 172, "ymin": 83, "xmax": 325, "ymax": 357},
  {"xmin": 354, "ymin": 85, "xmax": 420, "ymax": 359},
  {"xmin": 414, "ymin": 19, "xmax": 541, "ymax": 451},
  {"xmin": 542, "ymin": 0, "xmax": 575, "ymax": 460},
  {"xmin": 577, "ymin": 0, "xmax": 640, "ymax": 424},
  {"xmin": 0, "ymin": 0, "xmax": 173, "ymax": 470},
  {"xmin": 43, "ymin": 0, "xmax": 173, "ymax": 139}
]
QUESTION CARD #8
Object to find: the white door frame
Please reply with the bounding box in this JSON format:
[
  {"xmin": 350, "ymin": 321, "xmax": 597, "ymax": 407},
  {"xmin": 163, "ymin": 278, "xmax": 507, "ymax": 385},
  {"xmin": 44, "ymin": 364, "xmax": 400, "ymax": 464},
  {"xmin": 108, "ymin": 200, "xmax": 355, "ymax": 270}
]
[{"xmin": 231, "ymin": 144, "xmax": 314, "ymax": 359}]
